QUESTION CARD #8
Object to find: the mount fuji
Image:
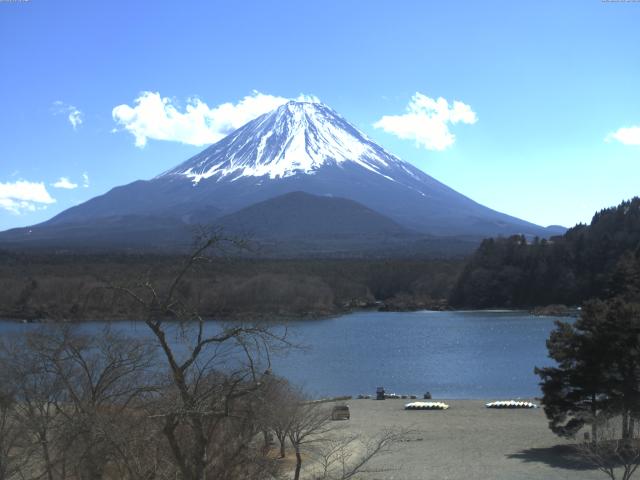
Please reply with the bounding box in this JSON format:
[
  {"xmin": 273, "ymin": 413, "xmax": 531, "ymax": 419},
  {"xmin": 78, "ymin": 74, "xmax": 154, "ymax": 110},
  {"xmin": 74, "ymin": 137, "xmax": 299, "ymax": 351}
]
[{"xmin": 0, "ymin": 101, "xmax": 563, "ymax": 254}]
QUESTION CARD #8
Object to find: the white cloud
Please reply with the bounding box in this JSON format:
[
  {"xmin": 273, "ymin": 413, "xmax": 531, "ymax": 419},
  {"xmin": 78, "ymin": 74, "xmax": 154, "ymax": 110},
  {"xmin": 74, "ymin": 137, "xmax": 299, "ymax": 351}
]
[
  {"xmin": 112, "ymin": 91, "xmax": 320, "ymax": 147},
  {"xmin": 606, "ymin": 126, "xmax": 640, "ymax": 146},
  {"xmin": 51, "ymin": 177, "xmax": 78, "ymax": 189},
  {"xmin": 68, "ymin": 109, "xmax": 82, "ymax": 129},
  {"xmin": 52, "ymin": 101, "xmax": 83, "ymax": 129},
  {"xmin": 0, "ymin": 180, "xmax": 56, "ymax": 215},
  {"xmin": 82, "ymin": 172, "xmax": 90, "ymax": 188},
  {"xmin": 373, "ymin": 92, "xmax": 477, "ymax": 151},
  {"xmin": 294, "ymin": 93, "xmax": 321, "ymax": 104}
]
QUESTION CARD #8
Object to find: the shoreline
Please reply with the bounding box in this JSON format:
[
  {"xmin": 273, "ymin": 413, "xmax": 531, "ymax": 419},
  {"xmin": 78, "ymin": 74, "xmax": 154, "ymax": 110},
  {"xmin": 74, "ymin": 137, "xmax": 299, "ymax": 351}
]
[{"xmin": 0, "ymin": 304, "xmax": 578, "ymax": 324}]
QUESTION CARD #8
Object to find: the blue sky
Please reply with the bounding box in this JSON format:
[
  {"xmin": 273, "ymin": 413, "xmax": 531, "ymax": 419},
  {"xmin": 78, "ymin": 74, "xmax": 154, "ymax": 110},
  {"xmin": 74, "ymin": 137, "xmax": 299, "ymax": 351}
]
[{"xmin": 1, "ymin": 0, "xmax": 639, "ymax": 231}]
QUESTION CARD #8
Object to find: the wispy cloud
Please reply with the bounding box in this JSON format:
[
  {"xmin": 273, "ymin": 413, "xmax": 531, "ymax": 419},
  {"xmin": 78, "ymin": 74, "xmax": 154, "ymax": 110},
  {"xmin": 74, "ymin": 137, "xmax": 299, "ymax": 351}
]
[
  {"xmin": 82, "ymin": 172, "xmax": 90, "ymax": 188},
  {"xmin": 112, "ymin": 91, "xmax": 319, "ymax": 147},
  {"xmin": 52, "ymin": 101, "xmax": 83, "ymax": 129},
  {"xmin": 0, "ymin": 180, "xmax": 56, "ymax": 214},
  {"xmin": 51, "ymin": 177, "xmax": 78, "ymax": 189},
  {"xmin": 295, "ymin": 94, "xmax": 321, "ymax": 104},
  {"xmin": 373, "ymin": 93, "xmax": 477, "ymax": 151},
  {"xmin": 606, "ymin": 126, "xmax": 640, "ymax": 146}
]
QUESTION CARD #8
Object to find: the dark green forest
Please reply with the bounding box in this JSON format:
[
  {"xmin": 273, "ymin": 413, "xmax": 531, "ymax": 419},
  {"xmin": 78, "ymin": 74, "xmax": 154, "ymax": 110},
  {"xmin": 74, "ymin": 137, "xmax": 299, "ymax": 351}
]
[{"xmin": 450, "ymin": 197, "xmax": 640, "ymax": 308}]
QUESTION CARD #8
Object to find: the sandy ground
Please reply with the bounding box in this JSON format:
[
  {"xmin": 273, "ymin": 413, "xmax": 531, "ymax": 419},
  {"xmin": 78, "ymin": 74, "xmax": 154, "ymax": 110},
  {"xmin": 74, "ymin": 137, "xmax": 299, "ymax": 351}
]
[{"xmin": 303, "ymin": 399, "xmax": 608, "ymax": 480}]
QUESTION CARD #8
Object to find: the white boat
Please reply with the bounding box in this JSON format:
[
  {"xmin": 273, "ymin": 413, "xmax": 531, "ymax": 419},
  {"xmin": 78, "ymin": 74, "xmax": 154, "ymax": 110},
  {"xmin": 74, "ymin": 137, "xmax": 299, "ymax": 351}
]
[
  {"xmin": 485, "ymin": 400, "xmax": 538, "ymax": 409},
  {"xmin": 404, "ymin": 401, "xmax": 449, "ymax": 410}
]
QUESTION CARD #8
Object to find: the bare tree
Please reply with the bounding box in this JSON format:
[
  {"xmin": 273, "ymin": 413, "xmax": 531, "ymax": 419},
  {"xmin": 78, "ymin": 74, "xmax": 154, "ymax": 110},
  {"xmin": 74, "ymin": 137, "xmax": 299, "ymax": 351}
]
[
  {"xmin": 577, "ymin": 414, "xmax": 640, "ymax": 480},
  {"xmin": 44, "ymin": 327, "xmax": 156, "ymax": 480},
  {"xmin": 0, "ymin": 386, "xmax": 31, "ymax": 480},
  {"xmin": 0, "ymin": 326, "xmax": 158, "ymax": 480},
  {"xmin": 257, "ymin": 376, "xmax": 297, "ymax": 459},
  {"xmin": 112, "ymin": 233, "xmax": 290, "ymax": 480},
  {"xmin": 287, "ymin": 399, "xmax": 333, "ymax": 480},
  {"xmin": 0, "ymin": 334, "xmax": 66, "ymax": 480},
  {"xmin": 1, "ymin": 325, "xmax": 182, "ymax": 480},
  {"xmin": 311, "ymin": 429, "xmax": 405, "ymax": 480},
  {"xmin": 0, "ymin": 233, "xmax": 410, "ymax": 480},
  {"xmin": 284, "ymin": 392, "xmax": 408, "ymax": 480},
  {"xmin": 106, "ymin": 403, "xmax": 175, "ymax": 480}
]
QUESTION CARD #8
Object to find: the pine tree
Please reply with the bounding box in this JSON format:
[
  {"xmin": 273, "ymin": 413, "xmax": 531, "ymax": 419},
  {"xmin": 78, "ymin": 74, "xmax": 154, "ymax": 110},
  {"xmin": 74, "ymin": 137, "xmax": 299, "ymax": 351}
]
[{"xmin": 536, "ymin": 299, "xmax": 640, "ymax": 440}]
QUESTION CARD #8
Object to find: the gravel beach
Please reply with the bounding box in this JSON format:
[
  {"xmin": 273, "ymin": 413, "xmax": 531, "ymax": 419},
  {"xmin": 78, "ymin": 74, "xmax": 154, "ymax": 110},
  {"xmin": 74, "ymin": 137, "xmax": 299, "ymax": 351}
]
[{"xmin": 315, "ymin": 399, "xmax": 606, "ymax": 480}]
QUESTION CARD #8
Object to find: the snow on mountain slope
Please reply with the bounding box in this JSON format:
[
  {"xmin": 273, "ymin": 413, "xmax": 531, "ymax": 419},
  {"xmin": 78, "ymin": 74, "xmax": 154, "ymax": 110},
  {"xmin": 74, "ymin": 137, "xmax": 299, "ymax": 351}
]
[
  {"xmin": 149, "ymin": 100, "xmax": 545, "ymax": 236},
  {"xmin": 0, "ymin": 100, "xmax": 563, "ymax": 252},
  {"xmin": 160, "ymin": 101, "xmax": 421, "ymax": 188}
]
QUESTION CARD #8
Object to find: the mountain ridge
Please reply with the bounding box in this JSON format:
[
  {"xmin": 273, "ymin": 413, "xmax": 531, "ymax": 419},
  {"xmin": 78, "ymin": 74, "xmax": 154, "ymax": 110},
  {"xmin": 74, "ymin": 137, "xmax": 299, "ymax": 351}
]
[{"xmin": 0, "ymin": 101, "xmax": 564, "ymax": 254}]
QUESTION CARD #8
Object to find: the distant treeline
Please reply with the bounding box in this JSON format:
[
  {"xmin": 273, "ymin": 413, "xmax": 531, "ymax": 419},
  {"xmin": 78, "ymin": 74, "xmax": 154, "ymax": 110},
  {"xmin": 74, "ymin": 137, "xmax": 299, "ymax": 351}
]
[
  {"xmin": 8, "ymin": 198, "xmax": 639, "ymax": 320},
  {"xmin": 450, "ymin": 197, "xmax": 640, "ymax": 308},
  {"xmin": 0, "ymin": 251, "xmax": 462, "ymax": 321}
]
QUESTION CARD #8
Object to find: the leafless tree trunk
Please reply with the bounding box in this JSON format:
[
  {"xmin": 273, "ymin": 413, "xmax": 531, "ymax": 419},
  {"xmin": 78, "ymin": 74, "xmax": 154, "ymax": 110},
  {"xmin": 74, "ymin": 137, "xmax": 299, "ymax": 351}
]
[
  {"xmin": 257, "ymin": 376, "xmax": 296, "ymax": 459},
  {"xmin": 287, "ymin": 399, "xmax": 333, "ymax": 480},
  {"xmin": 0, "ymin": 389, "xmax": 30, "ymax": 480},
  {"xmin": 40, "ymin": 327, "xmax": 156, "ymax": 480},
  {"xmin": 0, "ymin": 233, "xmax": 312, "ymax": 480},
  {"xmin": 0, "ymin": 325, "xmax": 159, "ymax": 480},
  {"xmin": 1, "ymin": 333, "xmax": 63, "ymax": 480},
  {"xmin": 113, "ymin": 233, "xmax": 290, "ymax": 480}
]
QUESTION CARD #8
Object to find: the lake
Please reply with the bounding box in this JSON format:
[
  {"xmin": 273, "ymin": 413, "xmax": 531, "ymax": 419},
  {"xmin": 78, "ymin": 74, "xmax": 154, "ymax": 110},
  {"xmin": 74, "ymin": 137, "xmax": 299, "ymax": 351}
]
[{"xmin": 0, "ymin": 310, "xmax": 562, "ymax": 399}]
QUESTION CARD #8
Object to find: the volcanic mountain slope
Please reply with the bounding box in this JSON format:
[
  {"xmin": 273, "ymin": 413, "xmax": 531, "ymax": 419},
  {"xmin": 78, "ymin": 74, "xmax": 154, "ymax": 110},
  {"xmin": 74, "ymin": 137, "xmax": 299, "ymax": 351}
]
[
  {"xmin": 0, "ymin": 101, "xmax": 563, "ymax": 253},
  {"xmin": 218, "ymin": 191, "xmax": 412, "ymax": 239}
]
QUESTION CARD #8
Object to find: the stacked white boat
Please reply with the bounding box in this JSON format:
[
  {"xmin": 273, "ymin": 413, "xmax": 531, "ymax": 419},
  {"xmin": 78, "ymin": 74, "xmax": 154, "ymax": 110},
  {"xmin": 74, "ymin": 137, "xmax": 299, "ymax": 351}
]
[
  {"xmin": 404, "ymin": 401, "xmax": 450, "ymax": 410},
  {"xmin": 485, "ymin": 400, "xmax": 538, "ymax": 409}
]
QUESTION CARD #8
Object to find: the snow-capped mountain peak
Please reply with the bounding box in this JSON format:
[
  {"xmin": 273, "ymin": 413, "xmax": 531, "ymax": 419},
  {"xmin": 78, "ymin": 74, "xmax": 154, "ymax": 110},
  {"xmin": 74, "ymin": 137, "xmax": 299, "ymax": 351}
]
[
  {"xmin": 161, "ymin": 101, "xmax": 411, "ymax": 184},
  {"xmin": 4, "ymin": 100, "xmax": 557, "ymax": 250}
]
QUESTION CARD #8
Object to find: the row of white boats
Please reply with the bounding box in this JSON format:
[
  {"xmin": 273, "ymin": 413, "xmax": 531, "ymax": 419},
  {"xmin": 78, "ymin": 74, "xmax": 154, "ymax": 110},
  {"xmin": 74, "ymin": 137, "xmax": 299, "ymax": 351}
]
[{"xmin": 404, "ymin": 400, "xmax": 539, "ymax": 410}]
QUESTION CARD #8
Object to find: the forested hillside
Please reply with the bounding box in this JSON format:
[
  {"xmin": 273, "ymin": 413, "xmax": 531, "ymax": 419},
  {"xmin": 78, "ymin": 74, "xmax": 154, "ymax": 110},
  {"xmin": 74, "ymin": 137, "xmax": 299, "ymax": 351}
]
[
  {"xmin": 0, "ymin": 252, "xmax": 461, "ymax": 321},
  {"xmin": 450, "ymin": 197, "xmax": 640, "ymax": 308}
]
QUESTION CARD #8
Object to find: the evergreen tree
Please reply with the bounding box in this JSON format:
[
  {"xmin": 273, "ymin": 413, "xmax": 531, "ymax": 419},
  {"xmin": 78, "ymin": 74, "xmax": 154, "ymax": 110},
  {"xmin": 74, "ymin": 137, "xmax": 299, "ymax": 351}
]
[
  {"xmin": 536, "ymin": 299, "xmax": 640, "ymax": 440},
  {"xmin": 451, "ymin": 197, "xmax": 640, "ymax": 308}
]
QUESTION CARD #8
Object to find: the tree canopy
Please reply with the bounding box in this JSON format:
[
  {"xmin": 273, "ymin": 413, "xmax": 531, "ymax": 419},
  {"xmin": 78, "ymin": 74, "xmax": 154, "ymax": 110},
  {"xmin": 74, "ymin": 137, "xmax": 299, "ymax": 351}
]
[
  {"xmin": 451, "ymin": 197, "xmax": 640, "ymax": 308},
  {"xmin": 536, "ymin": 299, "xmax": 640, "ymax": 439}
]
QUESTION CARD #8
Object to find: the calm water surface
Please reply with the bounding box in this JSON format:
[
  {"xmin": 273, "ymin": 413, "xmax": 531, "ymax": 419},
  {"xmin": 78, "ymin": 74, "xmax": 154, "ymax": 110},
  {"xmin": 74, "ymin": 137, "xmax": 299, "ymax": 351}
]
[{"xmin": 0, "ymin": 310, "xmax": 562, "ymax": 399}]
